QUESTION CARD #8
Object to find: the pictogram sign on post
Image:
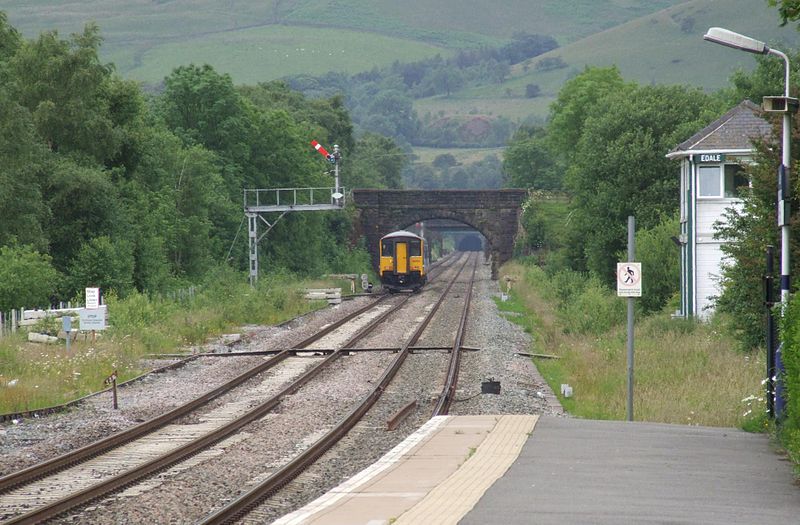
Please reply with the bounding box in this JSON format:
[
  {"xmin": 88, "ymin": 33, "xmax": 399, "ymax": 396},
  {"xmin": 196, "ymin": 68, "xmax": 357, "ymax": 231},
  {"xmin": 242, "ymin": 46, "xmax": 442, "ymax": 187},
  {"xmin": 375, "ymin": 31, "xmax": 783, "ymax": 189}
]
[{"xmin": 617, "ymin": 262, "xmax": 642, "ymax": 297}]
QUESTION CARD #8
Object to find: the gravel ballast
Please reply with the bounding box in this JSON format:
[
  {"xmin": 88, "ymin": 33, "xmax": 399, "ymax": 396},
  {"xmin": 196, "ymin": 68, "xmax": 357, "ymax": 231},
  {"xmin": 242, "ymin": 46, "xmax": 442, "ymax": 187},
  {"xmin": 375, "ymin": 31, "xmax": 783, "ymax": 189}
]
[{"xmin": 1, "ymin": 254, "xmax": 564, "ymax": 524}]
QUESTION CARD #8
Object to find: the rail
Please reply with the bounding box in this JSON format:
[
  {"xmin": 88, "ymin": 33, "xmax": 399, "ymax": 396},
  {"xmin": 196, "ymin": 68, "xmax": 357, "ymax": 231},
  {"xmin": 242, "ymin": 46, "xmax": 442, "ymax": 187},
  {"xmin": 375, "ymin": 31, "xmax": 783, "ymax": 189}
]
[
  {"xmin": 432, "ymin": 253, "xmax": 479, "ymax": 416},
  {"xmin": 198, "ymin": 252, "xmax": 475, "ymax": 524},
  {"xmin": 0, "ymin": 295, "xmax": 389, "ymax": 496}
]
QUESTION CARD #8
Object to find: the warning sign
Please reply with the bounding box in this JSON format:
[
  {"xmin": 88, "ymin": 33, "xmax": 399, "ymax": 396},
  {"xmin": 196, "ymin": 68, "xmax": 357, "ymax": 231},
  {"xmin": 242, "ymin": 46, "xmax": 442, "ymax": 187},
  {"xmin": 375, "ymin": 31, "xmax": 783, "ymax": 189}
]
[{"xmin": 617, "ymin": 262, "xmax": 642, "ymax": 297}]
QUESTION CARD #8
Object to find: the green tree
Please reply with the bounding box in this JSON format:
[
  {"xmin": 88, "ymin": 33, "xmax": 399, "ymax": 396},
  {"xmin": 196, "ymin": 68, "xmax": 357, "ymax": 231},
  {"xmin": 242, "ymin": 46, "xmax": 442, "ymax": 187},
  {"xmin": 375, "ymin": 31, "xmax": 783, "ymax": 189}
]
[
  {"xmin": 44, "ymin": 159, "xmax": 121, "ymax": 272},
  {"xmin": 547, "ymin": 67, "xmax": 628, "ymax": 155},
  {"xmin": 0, "ymin": 89, "xmax": 49, "ymax": 250},
  {"xmin": 0, "ymin": 11, "xmax": 21, "ymax": 63},
  {"xmin": 429, "ymin": 66, "xmax": 465, "ymax": 97},
  {"xmin": 68, "ymin": 236, "xmax": 134, "ymax": 298},
  {"xmin": 158, "ymin": 64, "xmax": 254, "ymax": 193},
  {"xmin": 565, "ymin": 83, "xmax": 723, "ymax": 280},
  {"xmin": 502, "ymin": 126, "xmax": 558, "ymax": 190},
  {"xmin": 726, "ymin": 50, "xmax": 800, "ymax": 106},
  {"xmin": 0, "ymin": 245, "xmax": 60, "ymax": 311},
  {"xmin": 8, "ymin": 24, "xmax": 122, "ymax": 163},
  {"xmin": 347, "ymin": 133, "xmax": 406, "ymax": 189},
  {"xmin": 768, "ymin": 0, "xmax": 800, "ymax": 24}
]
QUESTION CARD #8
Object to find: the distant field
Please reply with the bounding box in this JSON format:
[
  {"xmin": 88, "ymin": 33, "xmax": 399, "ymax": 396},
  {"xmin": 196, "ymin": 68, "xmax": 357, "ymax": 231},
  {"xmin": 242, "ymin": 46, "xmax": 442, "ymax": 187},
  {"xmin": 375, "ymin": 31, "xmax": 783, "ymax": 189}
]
[
  {"xmin": 0, "ymin": 0, "xmax": 684, "ymax": 85},
  {"xmin": 116, "ymin": 25, "xmax": 451, "ymax": 85},
  {"xmin": 414, "ymin": 96, "xmax": 554, "ymax": 127},
  {"xmin": 279, "ymin": 0, "xmax": 682, "ymax": 45},
  {"xmin": 414, "ymin": 0, "xmax": 800, "ymax": 122},
  {"xmin": 412, "ymin": 146, "xmax": 505, "ymax": 167},
  {"xmin": 1, "ymin": 0, "xmax": 795, "ymax": 138}
]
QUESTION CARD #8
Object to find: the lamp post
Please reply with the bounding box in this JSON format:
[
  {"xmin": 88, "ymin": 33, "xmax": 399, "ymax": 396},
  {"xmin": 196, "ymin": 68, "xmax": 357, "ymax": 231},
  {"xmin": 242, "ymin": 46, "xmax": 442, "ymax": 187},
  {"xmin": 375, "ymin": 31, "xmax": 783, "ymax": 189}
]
[
  {"xmin": 704, "ymin": 27, "xmax": 796, "ymax": 304},
  {"xmin": 704, "ymin": 27, "xmax": 798, "ymax": 417}
]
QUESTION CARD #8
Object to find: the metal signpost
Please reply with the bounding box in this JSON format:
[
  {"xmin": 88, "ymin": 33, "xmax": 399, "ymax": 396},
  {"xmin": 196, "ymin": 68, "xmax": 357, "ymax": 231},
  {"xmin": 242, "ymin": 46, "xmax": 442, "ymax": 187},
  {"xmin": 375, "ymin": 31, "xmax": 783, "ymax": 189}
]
[{"xmin": 617, "ymin": 216, "xmax": 640, "ymax": 421}]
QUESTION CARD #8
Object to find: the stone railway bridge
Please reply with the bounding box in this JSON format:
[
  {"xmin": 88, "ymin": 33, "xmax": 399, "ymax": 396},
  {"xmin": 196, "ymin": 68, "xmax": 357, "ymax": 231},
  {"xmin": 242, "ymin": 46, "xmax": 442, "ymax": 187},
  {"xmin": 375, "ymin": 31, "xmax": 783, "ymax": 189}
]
[{"xmin": 351, "ymin": 189, "xmax": 528, "ymax": 279}]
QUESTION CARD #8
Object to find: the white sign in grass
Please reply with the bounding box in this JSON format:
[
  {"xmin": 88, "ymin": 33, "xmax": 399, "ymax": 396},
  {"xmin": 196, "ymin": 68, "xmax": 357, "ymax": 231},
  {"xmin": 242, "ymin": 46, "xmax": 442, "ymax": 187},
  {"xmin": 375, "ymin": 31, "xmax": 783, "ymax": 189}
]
[
  {"xmin": 79, "ymin": 306, "xmax": 107, "ymax": 331},
  {"xmin": 85, "ymin": 287, "xmax": 100, "ymax": 309}
]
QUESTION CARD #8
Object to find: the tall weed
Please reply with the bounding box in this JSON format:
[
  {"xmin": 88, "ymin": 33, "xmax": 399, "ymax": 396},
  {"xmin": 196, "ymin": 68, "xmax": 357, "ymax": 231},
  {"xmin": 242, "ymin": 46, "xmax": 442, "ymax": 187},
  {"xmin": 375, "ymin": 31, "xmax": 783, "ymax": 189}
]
[
  {"xmin": 499, "ymin": 260, "xmax": 762, "ymax": 427},
  {"xmin": 0, "ymin": 269, "xmax": 324, "ymax": 413}
]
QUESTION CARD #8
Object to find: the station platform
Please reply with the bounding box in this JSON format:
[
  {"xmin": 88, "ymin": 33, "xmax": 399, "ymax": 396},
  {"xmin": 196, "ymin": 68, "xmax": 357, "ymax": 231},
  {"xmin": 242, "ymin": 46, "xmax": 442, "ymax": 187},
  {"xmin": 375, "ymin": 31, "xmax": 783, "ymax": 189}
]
[{"xmin": 274, "ymin": 415, "xmax": 800, "ymax": 525}]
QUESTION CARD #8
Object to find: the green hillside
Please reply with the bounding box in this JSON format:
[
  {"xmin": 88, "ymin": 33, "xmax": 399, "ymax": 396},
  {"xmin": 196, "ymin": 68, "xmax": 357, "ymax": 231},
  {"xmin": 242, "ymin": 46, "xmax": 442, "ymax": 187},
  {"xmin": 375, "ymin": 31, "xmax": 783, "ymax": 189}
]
[
  {"xmin": 0, "ymin": 0, "xmax": 684, "ymax": 84},
  {"xmin": 118, "ymin": 26, "xmax": 449, "ymax": 85},
  {"xmin": 1, "ymin": 0, "xmax": 796, "ymax": 153},
  {"xmin": 414, "ymin": 0, "xmax": 800, "ymax": 122}
]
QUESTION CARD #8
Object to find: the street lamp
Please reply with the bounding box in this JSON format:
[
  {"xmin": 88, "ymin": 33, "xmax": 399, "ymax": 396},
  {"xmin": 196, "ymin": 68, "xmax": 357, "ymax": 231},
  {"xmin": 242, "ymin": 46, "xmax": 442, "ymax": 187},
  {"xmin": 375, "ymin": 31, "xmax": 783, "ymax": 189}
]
[
  {"xmin": 704, "ymin": 27, "xmax": 796, "ymax": 304},
  {"xmin": 704, "ymin": 27, "xmax": 798, "ymax": 417},
  {"xmin": 703, "ymin": 27, "xmax": 797, "ymax": 416}
]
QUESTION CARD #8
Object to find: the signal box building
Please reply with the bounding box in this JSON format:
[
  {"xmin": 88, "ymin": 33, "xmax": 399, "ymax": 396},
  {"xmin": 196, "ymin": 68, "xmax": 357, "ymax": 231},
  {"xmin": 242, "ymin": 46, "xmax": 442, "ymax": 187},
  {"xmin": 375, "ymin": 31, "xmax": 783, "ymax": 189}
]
[{"xmin": 667, "ymin": 100, "xmax": 772, "ymax": 319}]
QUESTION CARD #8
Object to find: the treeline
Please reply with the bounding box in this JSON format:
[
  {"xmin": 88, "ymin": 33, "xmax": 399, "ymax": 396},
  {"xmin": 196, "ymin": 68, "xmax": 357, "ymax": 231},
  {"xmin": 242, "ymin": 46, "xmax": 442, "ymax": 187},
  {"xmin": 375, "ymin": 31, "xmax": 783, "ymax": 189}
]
[
  {"xmin": 404, "ymin": 153, "xmax": 503, "ymax": 190},
  {"xmin": 502, "ymin": 57, "xmax": 800, "ymax": 349},
  {"xmin": 285, "ymin": 32, "xmax": 557, "ymax": 149},
  {"xmin": 0, "ymin": 14, "xmax": 406, "ymax": 310}
]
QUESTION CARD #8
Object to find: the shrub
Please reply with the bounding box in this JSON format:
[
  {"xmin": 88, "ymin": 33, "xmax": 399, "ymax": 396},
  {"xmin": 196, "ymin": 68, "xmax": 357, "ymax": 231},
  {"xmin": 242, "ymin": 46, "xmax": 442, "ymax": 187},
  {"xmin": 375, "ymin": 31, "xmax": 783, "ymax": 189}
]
[
  {"xmin": 0, "ymin": 244, "xmax": 60, "ymax": 311},
  {"xmin": 618, "ymin": 215, "xmax": 680, "ymax": 314},
  {"xmin": 559, "ymin": 278, "xmax": 625, "ymax": 335},
  {"xmin": 780, "ymin": 296, "xmax": 800, "ymax": 439}
]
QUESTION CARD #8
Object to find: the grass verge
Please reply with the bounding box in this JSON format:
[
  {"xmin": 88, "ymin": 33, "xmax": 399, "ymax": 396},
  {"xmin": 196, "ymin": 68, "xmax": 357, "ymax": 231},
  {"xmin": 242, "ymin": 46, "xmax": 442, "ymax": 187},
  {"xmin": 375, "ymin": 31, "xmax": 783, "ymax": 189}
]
[
  {"xmin": 496, "ymin": 260, "xmax": 765, "ymax": 428},
  {"xmin": 0, "ymin": 269, "xmax": 349, "ymax": 414}
]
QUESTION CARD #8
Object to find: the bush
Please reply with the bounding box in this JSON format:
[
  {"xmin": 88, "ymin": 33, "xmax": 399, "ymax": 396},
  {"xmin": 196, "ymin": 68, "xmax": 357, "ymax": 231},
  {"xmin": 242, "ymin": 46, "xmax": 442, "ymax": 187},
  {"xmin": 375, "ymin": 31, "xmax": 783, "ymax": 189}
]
[
  {"xmin": 559, "ymin": 278, "xmax": 625, "ymax": 335},
  {"xmin": 618, "ymin": 215, "xmax": 680, "ymax": 314},
  {"xmin": 0, "ymin": 244, "xmax": 60, "ymax": 311},
  {"xmin": 68, "ymin": 236, "xmax": 135, "ymax": 299},
  {"xmin": 521, "ymin": 263, "xmax": 624, "ymax": 335},
  {"xmin": 780, "ymin": 296, "xmax": 800, "ymax": 441}
]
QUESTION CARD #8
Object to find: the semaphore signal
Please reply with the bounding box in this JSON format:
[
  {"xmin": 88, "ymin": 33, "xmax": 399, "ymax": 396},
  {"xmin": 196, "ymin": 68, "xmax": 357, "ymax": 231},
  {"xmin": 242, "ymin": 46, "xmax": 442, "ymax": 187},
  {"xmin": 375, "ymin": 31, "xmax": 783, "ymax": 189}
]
[{"xmin": 311, "ymin": 140, "xmax": 336, "ymax": 163}]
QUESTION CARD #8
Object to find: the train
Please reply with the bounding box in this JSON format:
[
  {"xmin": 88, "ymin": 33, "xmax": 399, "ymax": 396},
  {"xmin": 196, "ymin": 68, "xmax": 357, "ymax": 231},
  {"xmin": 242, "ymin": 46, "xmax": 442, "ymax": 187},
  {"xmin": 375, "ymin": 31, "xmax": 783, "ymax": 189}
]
[{"xmin": 378, "ymin": 230, "xmax": 430, "ymax": 292}]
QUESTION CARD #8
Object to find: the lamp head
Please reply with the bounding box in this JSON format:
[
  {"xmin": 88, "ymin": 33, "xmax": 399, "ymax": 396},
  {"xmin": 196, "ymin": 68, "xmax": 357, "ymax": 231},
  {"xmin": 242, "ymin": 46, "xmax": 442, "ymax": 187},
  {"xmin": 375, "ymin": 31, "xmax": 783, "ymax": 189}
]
[{"xmin": 703, "ymin": 27, "xmax": 768, "ymax": 55}]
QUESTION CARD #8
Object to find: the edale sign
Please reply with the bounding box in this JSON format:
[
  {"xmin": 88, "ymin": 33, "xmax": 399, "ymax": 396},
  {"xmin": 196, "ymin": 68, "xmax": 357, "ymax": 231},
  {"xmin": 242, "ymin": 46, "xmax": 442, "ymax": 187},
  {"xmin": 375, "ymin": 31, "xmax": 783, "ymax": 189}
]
[{"xmin": 694, "ymin": 153, "xmax": 726, "ymax": 163}]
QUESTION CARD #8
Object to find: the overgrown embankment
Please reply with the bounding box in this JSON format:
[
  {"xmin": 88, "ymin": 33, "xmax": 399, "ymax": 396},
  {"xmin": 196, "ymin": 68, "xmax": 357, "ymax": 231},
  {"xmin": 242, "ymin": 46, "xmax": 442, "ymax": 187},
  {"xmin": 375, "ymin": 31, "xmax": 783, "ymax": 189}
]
[
  {"xmin": 0, "ymin": 269, "xmax": 348, "ymax": 414},
  {"xmin": 497, "ymin": 260, "xmax": 763, "ymax": 428}
]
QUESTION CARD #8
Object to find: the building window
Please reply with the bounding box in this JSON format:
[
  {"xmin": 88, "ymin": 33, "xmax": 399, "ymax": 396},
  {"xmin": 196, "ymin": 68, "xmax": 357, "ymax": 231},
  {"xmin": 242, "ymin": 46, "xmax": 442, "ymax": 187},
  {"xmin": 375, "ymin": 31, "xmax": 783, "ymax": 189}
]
[
  {"xmin": 698, "ymin": 166, "xmax": 720, "ymax": 197},
  {"xmin": 697, "ymin": 164, "xmax": 748, "ymax": 199},
  {"xmin": 724, "ymin": 164, "xmax": 748, "ymax": 198}
]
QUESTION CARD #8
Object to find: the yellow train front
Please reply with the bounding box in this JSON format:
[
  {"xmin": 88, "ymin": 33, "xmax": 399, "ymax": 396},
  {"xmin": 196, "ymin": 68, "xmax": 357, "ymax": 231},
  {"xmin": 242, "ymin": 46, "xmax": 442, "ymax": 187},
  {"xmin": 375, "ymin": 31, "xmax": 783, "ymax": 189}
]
[{"xmin": 379, "ymin": 230, "xmax": 428, "ymax": 292}]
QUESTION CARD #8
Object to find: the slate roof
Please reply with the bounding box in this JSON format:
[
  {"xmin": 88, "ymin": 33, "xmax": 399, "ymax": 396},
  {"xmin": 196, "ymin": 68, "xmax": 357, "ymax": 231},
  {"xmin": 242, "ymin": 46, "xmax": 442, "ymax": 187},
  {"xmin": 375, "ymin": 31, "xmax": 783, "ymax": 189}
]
[{"xmin": 668, "ymin": 99, "xmax": 774, "ymax": 156}]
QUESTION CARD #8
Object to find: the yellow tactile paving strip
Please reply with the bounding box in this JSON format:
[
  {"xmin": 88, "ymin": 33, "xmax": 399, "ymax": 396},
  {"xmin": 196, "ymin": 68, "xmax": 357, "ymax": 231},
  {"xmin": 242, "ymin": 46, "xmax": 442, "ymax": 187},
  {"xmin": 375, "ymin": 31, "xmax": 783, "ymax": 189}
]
[
  {"xmin": 395, "ymin": 414, "xmax": 538, "ymax": 525},
  {"xmin": 273, "ymin": 414, "xmax": 538, "ymax": 525}
]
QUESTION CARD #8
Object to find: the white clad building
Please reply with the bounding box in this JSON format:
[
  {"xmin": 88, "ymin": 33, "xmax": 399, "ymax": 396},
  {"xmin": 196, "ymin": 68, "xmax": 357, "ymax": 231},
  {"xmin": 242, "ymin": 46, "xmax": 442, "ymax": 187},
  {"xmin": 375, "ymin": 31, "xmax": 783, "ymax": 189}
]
[{"xmin": 667, "ymin": 100, "xmax": 772, "ymax": 319}]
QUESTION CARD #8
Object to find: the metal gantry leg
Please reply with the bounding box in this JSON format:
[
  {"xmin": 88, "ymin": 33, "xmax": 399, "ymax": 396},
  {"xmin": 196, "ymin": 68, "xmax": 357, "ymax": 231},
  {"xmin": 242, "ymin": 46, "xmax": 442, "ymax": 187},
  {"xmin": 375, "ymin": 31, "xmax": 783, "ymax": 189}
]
[
  {"xmin": 247, "ymin": 211, "xmax": 289, "ymax": 286},
  {"xmin": 243, "ymin": 187, "xmax": 345, "ymax": 286},
  {"xmin": 248, "ymin": 213, "xmax": 258, "ymax": 287}
]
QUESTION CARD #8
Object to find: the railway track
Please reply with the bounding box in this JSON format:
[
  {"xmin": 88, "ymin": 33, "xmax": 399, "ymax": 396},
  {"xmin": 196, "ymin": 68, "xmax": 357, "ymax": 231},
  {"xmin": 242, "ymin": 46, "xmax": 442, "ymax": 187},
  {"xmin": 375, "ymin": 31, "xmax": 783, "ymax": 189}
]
[
  {"xmin": 198, "ymin": 252, "xmax": 479, "ymax": 524},
  {"xmin": 0, "ymin": 254, "xmax": 467, "ymax": 524}
]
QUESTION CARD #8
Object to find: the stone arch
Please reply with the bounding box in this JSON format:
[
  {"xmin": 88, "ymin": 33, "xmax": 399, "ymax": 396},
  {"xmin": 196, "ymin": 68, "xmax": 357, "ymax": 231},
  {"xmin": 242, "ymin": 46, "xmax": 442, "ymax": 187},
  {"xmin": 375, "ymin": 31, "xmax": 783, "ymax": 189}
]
[{"xmin": 351, "ymin": 189, "xmax": 527, "ymax": 279}]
